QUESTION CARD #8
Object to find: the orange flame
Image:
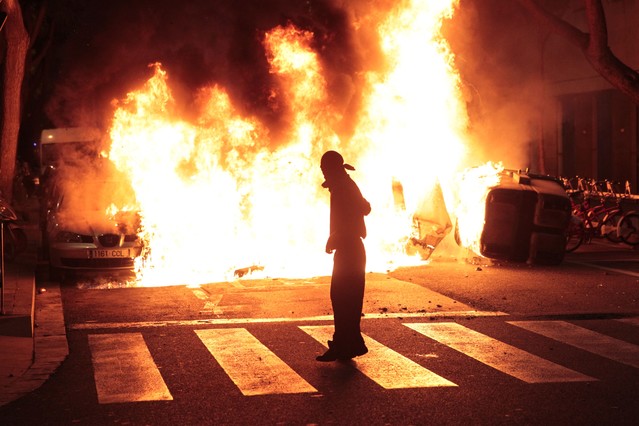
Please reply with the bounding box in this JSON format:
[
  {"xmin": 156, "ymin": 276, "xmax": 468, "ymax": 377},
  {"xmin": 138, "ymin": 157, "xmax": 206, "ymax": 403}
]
[
  {"xmin": 454, "ymin": 162, "xmax": 504, "ymax": 255},
  {"xmin": 106, "ymin": 0, "xmax": 497, "ymax": 287}
]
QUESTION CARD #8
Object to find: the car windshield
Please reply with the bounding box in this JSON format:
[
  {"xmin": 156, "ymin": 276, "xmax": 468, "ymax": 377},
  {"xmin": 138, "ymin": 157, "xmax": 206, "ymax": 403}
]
[{"xmin": 49, "ymin": 156, "xmax": 139, "ymax": 230}]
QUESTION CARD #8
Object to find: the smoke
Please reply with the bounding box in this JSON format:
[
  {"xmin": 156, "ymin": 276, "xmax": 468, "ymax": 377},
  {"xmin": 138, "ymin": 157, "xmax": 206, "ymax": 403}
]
[
  {"xmin": 442, "ymin": 0, "xmax": 548, "ymax": 172},
  {"xmin": 44, "ymin": 0, "xmax": 549, "ymax": 174},
  {"xmin": 38, "ymin": 0, "xmax": 565, "ymax": 281},
  {"xmin": 45, "ymin": 0, "xmax": 362, "ymax": 134},
  {"xmin": 44, "ymin": 138, "xmax": 137, "ymax": 229},
  {"xmin": 43, "ymin": 1, "xmax": 549, "ymax": 206}
]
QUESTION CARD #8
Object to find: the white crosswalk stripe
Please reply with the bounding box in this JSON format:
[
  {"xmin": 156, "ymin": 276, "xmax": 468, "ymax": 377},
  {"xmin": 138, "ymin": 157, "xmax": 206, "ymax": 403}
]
[
  {"xmin": 509, "ymin": 320, "xmax": 639, "ymax": 369},
  {"xmin": 88, "ymin": 333, "xmax": 173, "ymax": 404},
  {"xmin": 299, "ymin": 325, "xmax": 457, "ymax": 389},
  {"xmin": 195, "ymin": 328, "xmax": 317, "ymax": 396},
  {"xmin": 404, "ymin": 322, "xmax": 595, "ymax": 383},
  {"xmin": 86, "ymin": 319, "xmax": 639, "ymax": 402}
]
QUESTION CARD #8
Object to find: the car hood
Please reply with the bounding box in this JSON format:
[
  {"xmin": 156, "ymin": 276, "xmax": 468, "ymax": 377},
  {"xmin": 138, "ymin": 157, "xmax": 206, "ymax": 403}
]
[{"xmin": 52, "ymin": 209, "xmax": 140, "ymax": 236}]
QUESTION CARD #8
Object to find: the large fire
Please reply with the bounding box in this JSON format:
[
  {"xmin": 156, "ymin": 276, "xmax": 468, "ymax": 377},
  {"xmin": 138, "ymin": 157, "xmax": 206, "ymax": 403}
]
[{"xmin": 107, "ymin": 0, "xmax": 498, "ymax": 287}]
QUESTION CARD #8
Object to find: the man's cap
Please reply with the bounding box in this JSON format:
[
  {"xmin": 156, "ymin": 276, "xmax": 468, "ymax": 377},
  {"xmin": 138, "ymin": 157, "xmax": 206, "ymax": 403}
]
[{"xmin": 320, "ymin": 150, "xmax": 355, "ymax": 171}]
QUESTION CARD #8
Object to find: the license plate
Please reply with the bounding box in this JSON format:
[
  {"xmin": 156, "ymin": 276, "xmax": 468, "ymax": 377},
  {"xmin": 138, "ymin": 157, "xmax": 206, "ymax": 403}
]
[{"xmin": 89, "ymin": 249, "xmax": 131, "ymax": 258}]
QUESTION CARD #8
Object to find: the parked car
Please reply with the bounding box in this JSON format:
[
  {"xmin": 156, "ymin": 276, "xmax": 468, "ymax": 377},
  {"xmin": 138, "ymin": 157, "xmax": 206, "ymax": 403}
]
[
  {"xmin": 46, "ymin": 203, "xmax": 143, "ymax": 281},
  {"xmin": 41, "ymin": 160, "xmax": 143, "ymax": 282}
]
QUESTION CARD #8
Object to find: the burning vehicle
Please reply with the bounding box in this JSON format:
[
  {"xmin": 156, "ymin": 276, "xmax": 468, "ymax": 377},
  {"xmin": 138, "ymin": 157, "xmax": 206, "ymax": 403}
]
[
  {"xmin": 455, "ymin": 168, "xmax": 571, "ymax": 265},
  {"xmin": 39, "ymin": 128, "xmax": 143, "ymax": 281},
  {"xmin": 45, "ymin": 189, "xmax": 143, "ymax": 281}
]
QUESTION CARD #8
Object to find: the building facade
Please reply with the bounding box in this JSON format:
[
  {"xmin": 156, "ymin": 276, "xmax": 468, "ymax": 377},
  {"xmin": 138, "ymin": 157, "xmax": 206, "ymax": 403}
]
[{"xmin": 540, "ymin": 0, "xmax": 639, "ymax": 191}]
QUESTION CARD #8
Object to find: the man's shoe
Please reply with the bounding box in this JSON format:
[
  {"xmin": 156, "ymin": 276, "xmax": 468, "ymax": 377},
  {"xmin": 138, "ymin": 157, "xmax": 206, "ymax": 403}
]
[
  {"xmin": 351, "ymin": 345, "xmax": 368, "ymax": 357},
  {"xmin": 338, "ymin": 345, "xmax": 368, "ymax": 361},
  {"xmin": 316, "ymin": 340, "xmax": 368, "ymax": 362},
  {"xmin": 316, "ymin": 348, "xmax": 340, "ymax": 362}
]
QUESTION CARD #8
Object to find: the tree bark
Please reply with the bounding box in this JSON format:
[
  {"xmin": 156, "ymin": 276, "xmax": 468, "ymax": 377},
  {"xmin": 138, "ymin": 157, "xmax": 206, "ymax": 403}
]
[
  {"xmin": 515, "ymin": 0, "xmax": 639, "ymax": 105},
  {"xmin": 1, "ymin": 0, "xmax": 29, "ymax": 203}
]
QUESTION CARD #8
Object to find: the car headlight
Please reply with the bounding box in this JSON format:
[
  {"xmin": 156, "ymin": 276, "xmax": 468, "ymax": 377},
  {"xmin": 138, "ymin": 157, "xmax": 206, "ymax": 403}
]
[{"xmin": 54, "ymin": 231, "xmax": 92, "ymax": 243}]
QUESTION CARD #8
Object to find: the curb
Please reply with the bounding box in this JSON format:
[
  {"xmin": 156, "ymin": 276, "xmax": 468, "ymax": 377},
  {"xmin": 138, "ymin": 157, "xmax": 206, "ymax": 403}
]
[{"xmin": 0, "ymin": 282, "xmax": 68, "ymax": 407}]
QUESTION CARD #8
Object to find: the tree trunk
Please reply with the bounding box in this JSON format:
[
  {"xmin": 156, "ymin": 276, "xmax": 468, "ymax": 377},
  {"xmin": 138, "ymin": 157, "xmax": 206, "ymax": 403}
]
[
  {"xmin": 515, "ymin": 0, "xmax": 639, "ymax": 105},
  {"xmin": 1, "ymin": 0, "xmax": 29, "ymax": 203}
]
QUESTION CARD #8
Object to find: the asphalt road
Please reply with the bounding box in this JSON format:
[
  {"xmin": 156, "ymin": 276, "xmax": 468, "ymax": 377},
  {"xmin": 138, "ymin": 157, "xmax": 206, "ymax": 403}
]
[{"xmin": 0, "ymin": 239, "xmax": 638, "ymax": 425}]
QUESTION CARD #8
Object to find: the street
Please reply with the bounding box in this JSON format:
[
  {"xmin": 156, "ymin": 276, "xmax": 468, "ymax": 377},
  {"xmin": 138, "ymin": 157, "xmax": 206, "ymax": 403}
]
[
  {"xmin": 1, "ymin": 240, "xmax": 638, "ymax": 425},
  {"xmin": 2, "ymin": 0, "xmax": 639, "ymax": 424}
]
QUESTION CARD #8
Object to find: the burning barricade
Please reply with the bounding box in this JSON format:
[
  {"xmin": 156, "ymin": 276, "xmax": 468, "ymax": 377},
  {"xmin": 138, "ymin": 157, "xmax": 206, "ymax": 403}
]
[
  {"xmin": 396, "ymin": 179, "xmax": 453, "ymax": 261},
  {"xmin": 41, "ymin": 0, "xmax": 579, "ymax": 286}
]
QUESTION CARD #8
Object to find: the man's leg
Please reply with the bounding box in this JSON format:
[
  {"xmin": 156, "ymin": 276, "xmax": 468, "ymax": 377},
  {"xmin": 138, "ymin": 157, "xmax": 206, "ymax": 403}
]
[{"xmin": 317, "ymin": 241, "xmax": 367, "ymax": 361}]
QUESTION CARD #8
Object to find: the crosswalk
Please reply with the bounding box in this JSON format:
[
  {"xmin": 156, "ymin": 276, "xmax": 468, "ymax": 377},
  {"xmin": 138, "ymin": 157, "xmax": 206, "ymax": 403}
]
[
  {"xmin": 508, "ymin": 320, "xmax": 639, "ymax": 369},
  {"xmin": 301, "ymin": 325, "xmax": 457, "ymax": 389},
  {"xmin": 88, "ymin": 333, "xmax": 173, "ymax": 404},
  {"xmin": 85, "ymin": 319, "xmax": 639, "ymax": 404},
  {"xmin": 405, "ymin": 323, "xmax": 594, "ymax": 383},
  {"xmin": 196, "ymin": 328, "xmax": 317, "ymax": 396}
]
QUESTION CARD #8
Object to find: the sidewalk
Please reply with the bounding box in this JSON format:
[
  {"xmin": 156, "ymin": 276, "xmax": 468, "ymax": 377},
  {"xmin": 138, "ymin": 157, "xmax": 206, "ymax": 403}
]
[{"xmin": 0, "ymin": 198, "xmax": 68, "ymax": 407}]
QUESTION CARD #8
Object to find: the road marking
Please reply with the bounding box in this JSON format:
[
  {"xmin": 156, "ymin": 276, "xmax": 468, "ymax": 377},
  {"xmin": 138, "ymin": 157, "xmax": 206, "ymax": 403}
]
[
  {"xmin": 191, "ymin": 288, "xmax": 209, "ymax": 300},
  {"xmin": 617, "ymin": 317, "xmax": 639, "ymax": 327},
  {"xmin": 509, "ymin": 320, "xmax": 639, "ymax": 369},
  {"xmin": 88, "ymin": 333, "xmax": 172, "ymax": 404},
  {"xmin": 566, "ymin": 260, "xmax": 639, "ymax": 278},
  {"xmin": 405, "ymin": 323, "xmax": 595, "ymax": 383},
  {"xmin": 200, "ymin": 295, "xmax": 224, "ymax": 314},
  {"xmin": 70, "ymin": 310, "xmax": 507, "ymax": 330},
  {"xmin": 195, "ymin": 328, "xmax": 317, "ymax": 396},
  {"xmin": 300, "ymin": 325, "xmax": 457, "ymax": 389},
  {"xmin": 192, "ymin": 289, "xmax": 224, "ymax": 314}
]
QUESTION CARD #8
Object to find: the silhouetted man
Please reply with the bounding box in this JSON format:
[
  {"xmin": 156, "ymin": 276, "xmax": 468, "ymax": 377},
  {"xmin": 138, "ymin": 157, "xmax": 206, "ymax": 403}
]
[{"xmin": 317, "ymin": 150, "xmax": 371, "ymax": 362}]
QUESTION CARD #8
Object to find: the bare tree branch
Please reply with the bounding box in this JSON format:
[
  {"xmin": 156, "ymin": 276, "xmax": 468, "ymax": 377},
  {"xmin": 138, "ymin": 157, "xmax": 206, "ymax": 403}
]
[
  {"xmin": 585, "ymin": 0, "xmax": 608, "ymax": 52},
  {"xmin": 515, "ymin": 0, "xmax": 639, "ymax": 105},
  {"xmin": 515, "ymin": 0, "xmax": 588, "ymax": 49}
]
